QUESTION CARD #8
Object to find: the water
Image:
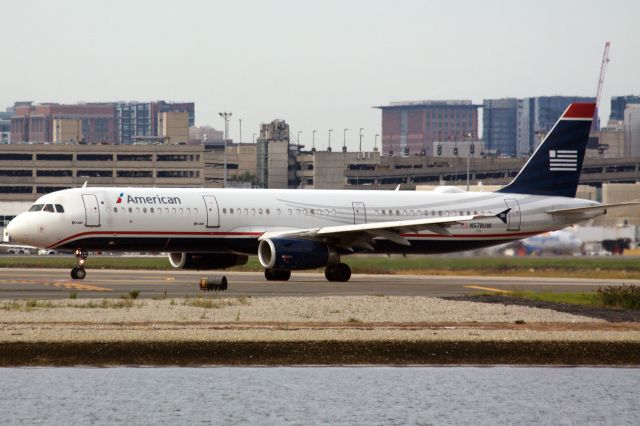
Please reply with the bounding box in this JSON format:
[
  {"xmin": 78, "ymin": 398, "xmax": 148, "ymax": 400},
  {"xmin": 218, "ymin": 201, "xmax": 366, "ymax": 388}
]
[{"xmin": 1, "ymin": 367, "xmax": 638, "ymax": 425}]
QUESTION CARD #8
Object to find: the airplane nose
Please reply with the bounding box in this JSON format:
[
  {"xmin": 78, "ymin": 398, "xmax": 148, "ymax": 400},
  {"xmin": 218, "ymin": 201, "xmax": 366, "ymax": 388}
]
[{"xmin": 6, "ymin": 215, "xmax": 27, "ymax": 245}]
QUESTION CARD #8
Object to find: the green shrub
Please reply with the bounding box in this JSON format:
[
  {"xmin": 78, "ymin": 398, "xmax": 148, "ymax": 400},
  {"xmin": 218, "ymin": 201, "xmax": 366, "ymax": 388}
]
[{"xmin": 597, "ymin": 285, "xmax": 640, "ymax": 310}]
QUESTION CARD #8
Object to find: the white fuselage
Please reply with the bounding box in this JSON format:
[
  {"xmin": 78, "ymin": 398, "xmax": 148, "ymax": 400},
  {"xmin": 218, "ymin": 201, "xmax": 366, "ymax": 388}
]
[{"xmin": 7, "ymin": 187, "xmax": 602, "ymax": 255}]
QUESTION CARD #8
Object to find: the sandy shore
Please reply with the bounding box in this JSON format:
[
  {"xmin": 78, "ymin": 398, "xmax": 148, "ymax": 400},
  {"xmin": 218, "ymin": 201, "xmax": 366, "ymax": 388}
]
[{"xmin": 1, "ymin": 296, "xmax": 638, "ymax": 365}]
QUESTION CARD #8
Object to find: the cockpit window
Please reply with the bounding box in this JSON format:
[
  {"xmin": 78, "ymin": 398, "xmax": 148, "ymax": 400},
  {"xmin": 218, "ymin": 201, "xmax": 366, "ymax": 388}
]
[
  {"xmin": 43, "ymin": 204, "xmax": 55, "ymax": 213},
  {"xmin": 55, "ymin": 204, "xmax": 64, "ymax": 213},
  {"xmin": 29, "ymin": 204, "xmax": 44, "ymax": 212}
]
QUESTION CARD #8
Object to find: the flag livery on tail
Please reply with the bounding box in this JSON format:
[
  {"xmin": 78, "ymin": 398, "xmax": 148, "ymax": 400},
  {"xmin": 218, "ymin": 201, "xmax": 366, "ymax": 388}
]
[{"xmin": 499, "ymin": 103, "xmax": 596, "ymax": 198}]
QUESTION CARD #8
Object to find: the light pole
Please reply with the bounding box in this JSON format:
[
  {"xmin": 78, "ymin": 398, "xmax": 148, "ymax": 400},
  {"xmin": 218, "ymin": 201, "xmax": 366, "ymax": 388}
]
[
  {"xmin": 465, "ymin": 132, "xmax": 473, "ymax": 191},
  {"xmin": 359, "ymin": 128, "xmax": 364, "ymax": 153},
  {"xmin": 312, "ymin": 130, "xmax": 317, "ymax": 152},
  {"xmin": 252, "ymin": 133, "xmax": 256, "ymax": 144},
  {"xmin": 374, "ymin": 134, "xmax": 379, "ymax": 151},
  {"xmin": 238, "ymin": 118, "xmax": 242, "ymax": 144},
  {"xmin": 297, "ymin": 131, "xmax": 303, "ymax": 189},
  {"xmin": 218, "ymin": 112, "xmax": 232, "ymax": 187},
  {"xmin": 328, "ymin": 129, "xmax": 333, "ymax": 152},
  {"xmin": 343, "ymin": 128, "xmax": 348, "ymax": 152}
]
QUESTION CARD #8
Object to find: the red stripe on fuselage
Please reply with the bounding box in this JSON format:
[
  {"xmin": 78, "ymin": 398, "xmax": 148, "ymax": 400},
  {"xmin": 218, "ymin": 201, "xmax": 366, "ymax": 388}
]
[
  {"xmin": 49, "ymin": 230, "xmax": 262, "ymax": 248},
  {"xmin": 48, "ymin": 229, "xmax": 541, "ymax": 248}
]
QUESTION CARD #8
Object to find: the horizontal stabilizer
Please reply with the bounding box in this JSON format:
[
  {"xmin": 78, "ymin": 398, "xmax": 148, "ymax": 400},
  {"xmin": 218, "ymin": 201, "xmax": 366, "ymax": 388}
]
[{"xmin": 546, "ymin": 202, "xmax": 640, "ymax": 215}]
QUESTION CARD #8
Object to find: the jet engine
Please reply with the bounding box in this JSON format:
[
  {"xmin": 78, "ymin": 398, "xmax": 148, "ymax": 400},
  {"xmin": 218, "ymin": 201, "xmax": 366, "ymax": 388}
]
[
  {"xmin": 258, "ymin": 238, "xmax": 338, "ymax": 270},
  {"xmin": 168, "ymin": 253, "xmax": 248, "ymax": 270}
]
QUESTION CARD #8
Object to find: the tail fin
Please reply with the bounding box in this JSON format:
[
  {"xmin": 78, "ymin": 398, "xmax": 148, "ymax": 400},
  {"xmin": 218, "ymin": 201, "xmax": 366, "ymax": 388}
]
[{"xmin": 498, "ymin": 102, "xmax": 595, "ymax": 198}]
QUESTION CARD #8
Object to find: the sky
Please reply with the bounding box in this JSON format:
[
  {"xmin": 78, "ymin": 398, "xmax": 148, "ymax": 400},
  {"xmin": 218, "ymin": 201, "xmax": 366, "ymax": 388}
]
[{"xmin": 2, "ymin": 0, "xmax": 639, "ymax": 150}]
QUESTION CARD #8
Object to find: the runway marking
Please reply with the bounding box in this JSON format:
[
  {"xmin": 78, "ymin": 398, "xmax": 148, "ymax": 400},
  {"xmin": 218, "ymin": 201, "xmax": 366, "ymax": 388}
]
[
  {"xmin": 464, "ymin": 285, "xmax": 511, "ymax": 294},
  {"xmin": 0, "ymin": 280, "xmax": 112, "ymax": 292}
]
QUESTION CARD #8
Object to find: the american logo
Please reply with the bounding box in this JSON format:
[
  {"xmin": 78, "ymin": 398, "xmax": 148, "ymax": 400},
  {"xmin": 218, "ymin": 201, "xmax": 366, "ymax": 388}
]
[
  {"xmin": 549, "ymin": 149, "xmax": 577, "ymax": 172},
  {"xmin": 116, "ymin": 192, "xmax": 124, "ymax": 203}
]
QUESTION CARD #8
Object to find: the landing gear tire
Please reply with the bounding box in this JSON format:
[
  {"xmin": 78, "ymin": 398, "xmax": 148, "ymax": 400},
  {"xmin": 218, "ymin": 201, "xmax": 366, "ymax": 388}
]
[
  {"xmin": 324, "ymin": 263, "xmax": 351, "ymax": 282},
  {"xmin": 71, "ymin": 266, "xmax": 86, "ymax": 280},
  {"xmin": 264, "ymin": 269, "xmax": 291, "ymax": 281},
  {"xmin": 71, "ymin": 249, "xmax": 89, "ymax": 280}
]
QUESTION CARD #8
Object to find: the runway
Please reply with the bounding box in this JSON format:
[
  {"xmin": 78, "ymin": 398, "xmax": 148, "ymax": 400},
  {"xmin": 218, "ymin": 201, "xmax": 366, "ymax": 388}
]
[{"xmin": 1, "ymin": 268, "xmax": 638, "ymax": 299}]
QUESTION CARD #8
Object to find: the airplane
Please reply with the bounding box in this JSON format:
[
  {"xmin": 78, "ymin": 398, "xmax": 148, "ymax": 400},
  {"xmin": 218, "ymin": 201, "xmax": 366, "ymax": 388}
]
[
  {"xmin": 6, "ymin": 102, "xmax": 638, "ymax": 281},
  {"xmin": 503, "ymin": 229, "xmax": 583, "ymax": 256}
]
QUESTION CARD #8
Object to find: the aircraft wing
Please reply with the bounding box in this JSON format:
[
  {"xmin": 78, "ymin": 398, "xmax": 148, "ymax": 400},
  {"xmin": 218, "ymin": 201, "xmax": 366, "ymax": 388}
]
[
  {"xmin": 546, "ymin": 202, "xmax": 640, "ymax": 215},
  {"xmin": 259, "ymin": 214, "xmax": 486, "ymax": 250}
]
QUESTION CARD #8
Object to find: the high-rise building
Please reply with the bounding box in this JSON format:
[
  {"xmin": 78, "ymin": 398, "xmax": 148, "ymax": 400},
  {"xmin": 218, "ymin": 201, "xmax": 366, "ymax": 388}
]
[
  {"xmin": 375, "ymin": 100, "xmax": 479, "ymax": 157},
  {"xmin": 256, "ymin": 119, "xmax": 290, "ymax": 188},
  {"xmin": 624, "ymin": 104, "xmax": 640, "ymax": 157},
  {"xmin": 515, "ymin": 96, "xmax": 596, "ymax": 157},
  {"xmin": 0, "ymin": 108, "xmax": 11, "ymax": 143},
  {"xmin": 115, "ymin": 101, "xmax": 195, "ymax": 144},
  {"xmin": 610, "ymin": 95, "xmax": 640, "ymax": 121},
  {"xmin": 483, "ymin": 98, "xmax": 518, "ymax": 156},
  {"xmin": 10, "ymin": 102, "xmax": 116, "ymax": 143}
]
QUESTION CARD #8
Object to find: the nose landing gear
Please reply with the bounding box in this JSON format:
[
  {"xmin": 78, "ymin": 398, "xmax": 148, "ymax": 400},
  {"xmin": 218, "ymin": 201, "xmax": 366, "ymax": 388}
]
[{"xmin": 70, "ymin": 249, "xmax": 88, "ymax": 280}]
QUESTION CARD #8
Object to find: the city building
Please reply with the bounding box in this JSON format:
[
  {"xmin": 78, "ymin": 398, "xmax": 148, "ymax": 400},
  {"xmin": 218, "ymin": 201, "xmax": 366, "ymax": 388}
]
[
  {"xmin": 0, "ymin": 143, "xmax": 204, "ymax": 201},
  {"xmin": 10, "ymin": 102, "xmax": 116, "ymax": 143},
  {"xmin": 624, "ymin": 104, "xmax": 640, "ymax": 157},
  {"xmin": 515, "ymin": 96, "xmax": 596, "ymax": 157},
  {"xmin": 256, "ymin": 119, "xmax": 291, "ymax": 189},
  {"xmin": 610, "ymin": 95, "xmax": 640, "ymax": 121},
  {"xmin": 483, "ymin": 98, "xmax": 518, "ymax": 156},
  {"xmin": 204, "ymin": 142, "xmax": 257, "ymax": 187},
  {"xmin": 158, "ymin": 112, "xmax": 189, "ymax": 144},
  {"xmin": 0, "ymin": 108, "xmax": 11, "ymax": 143},
  {"xmin": 375, "ymin": 100, "xmax": 479, "ymax": 157},
  {"xmin": 189, "ymin": 125, "xmax": 224, "ymax": 144},
  {"xmin": 115, "ymin": 101, "xmax": 194, "ymax": 144}
]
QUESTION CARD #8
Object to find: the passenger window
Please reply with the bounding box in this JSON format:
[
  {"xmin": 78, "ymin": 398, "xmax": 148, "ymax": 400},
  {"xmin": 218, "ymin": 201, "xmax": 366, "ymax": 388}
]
[
  {"xmin": 244, "ymin": 208, "xmax": 248, "ymax": 215},
  {"xmin": 129, "ymin": 207, "xmax": 133, "ymax": 213},
  {"xmin": 121, "ymin": 207, "xmax": 125, "ymax": 213},
  {"xmin": 222, "ymin": 208, "xmax": 227, "ymax": 214},
  {"xmin": 150, "ymin": 207, "xmax": 154, "ymax": 213},
  {"xmin": 258, "ymin": 208, "xmax": 263, "ymax": 215},
  {"xmin": 287, "ymin": 209, "xmax": 292, "ymax": 215},
  {"xmin": 135, "ymin": 207, "xmax": 140, "ymax": 213},
  {"xmin": 165, "ymin": 208, "xmax": 169, "ymax": 214},
  {"xmin": 172, "ymin": 208, "xmax": 176, "ymax": 214},
  {"xmin": 276, "ymin": 209, "xmax": 281, "ymax": 215},
  {"xmin": 143, "ymin": 207, "xmax": 147, "ymax": 213},
  {"xmin": 179, "ymin": 208, "xmax": 184, "ymax": 214},
  {"xmin": 230, "ymin": 208, "xmax": 234, "ymax": 214},
  {"xmin": 55, "ymin": 204, "xmax": 64, "ymax": 213},
  {"xmin": 187, "ymin": 208, "xmax": 191, "ymax": 214},
  {"xmin": 251, "ymin": 208, "xmax": 256, "ymax": 215},
  {"xmin": 266, "ymin": 209, "xmax": 270, "ymax": 215},
  {"xmin": 113, "ymin": 207, "xmax": 118, "ymax": 213},
  {"xmin": 194, "ymin": 208, "xmax": 198, "ymax": 214}
]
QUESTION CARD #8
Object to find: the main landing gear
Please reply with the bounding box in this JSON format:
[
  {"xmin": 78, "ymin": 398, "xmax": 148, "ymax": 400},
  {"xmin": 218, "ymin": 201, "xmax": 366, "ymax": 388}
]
[
  {"xmin": 324, "ymin": 263, "xmax": 351, "ymax": 282},
  {"xmin": 70, "ymin": 249, "xmax": 88, "ymax": 280}
]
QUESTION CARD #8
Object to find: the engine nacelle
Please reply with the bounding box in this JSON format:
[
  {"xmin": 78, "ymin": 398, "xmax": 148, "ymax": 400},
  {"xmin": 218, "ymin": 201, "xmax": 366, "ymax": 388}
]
[
  {"xmin": 168, "ymin": 253, "xmax": 248, "ymax": 270},
  {"xmin": 258, "ymin": 238, "xmax": 338, "ymax": 270}
]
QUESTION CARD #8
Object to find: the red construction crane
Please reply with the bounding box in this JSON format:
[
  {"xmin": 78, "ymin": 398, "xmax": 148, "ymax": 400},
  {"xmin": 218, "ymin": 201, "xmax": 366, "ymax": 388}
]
[{"xmin": 593, "ymin": 42, "xmax": 611, "ymax": 130}]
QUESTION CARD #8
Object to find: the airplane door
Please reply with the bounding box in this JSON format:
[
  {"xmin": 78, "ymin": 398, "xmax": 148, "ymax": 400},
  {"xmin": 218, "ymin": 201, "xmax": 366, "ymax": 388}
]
[
  {"xmin": 504, "ymin": 199, "xmax": 521, "ymax": 232},
  {"xmin": 352, "ymin": 202, "xmax": 367, "ymax": 224},
  {"xmin": 81, "ymin": 194, "xmax": 101, "ymax": 227},
  {"xmin": 202, "ymin": 195, "xmax": 220, "ymax": 228}
]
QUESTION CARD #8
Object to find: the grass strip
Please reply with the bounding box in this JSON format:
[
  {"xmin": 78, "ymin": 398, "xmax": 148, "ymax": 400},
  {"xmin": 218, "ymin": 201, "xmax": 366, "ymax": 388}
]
[{"xmin": 2, "ymin": 255, "xmax": 640, "ymax": 279}]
